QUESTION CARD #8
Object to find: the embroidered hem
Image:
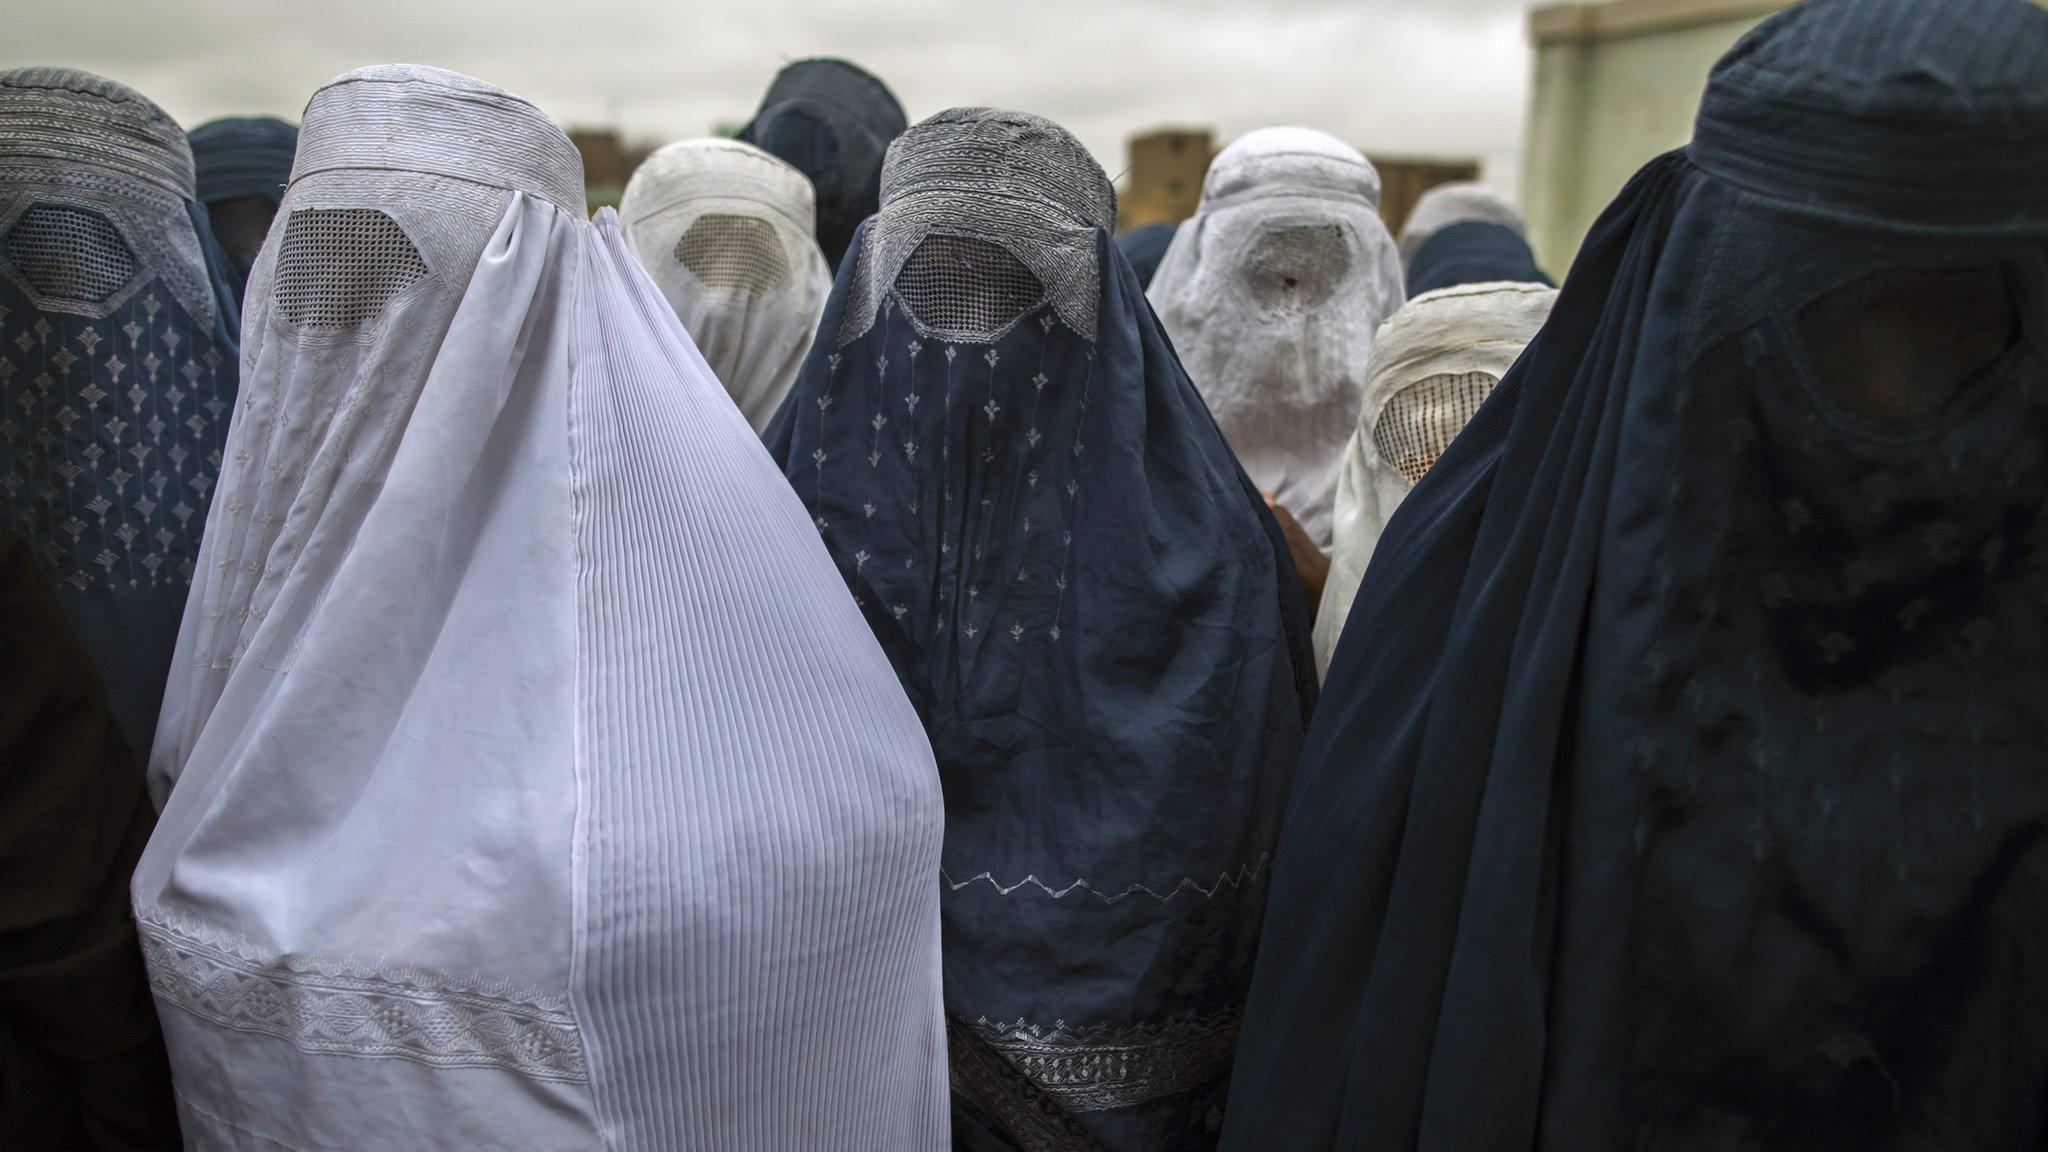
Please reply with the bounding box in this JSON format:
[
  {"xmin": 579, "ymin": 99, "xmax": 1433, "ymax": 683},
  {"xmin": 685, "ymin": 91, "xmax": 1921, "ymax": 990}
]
[
  {"xmin": 966, "ymin": 1006, "xmax": 1242, "ymax": 1113},
  {"xmin": 136, "ymin": 904, "xmax": 586, "ymax": 1082}
]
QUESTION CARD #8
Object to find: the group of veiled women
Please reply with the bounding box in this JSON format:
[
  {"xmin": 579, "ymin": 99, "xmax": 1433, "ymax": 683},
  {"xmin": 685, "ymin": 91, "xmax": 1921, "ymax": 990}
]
[{"xmin": 3, "ymin": 0, "xmax": 2045, "ymax": 1149}]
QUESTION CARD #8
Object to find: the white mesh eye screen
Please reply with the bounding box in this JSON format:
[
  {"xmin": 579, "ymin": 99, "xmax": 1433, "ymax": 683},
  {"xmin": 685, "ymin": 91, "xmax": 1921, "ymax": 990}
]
[
  {"xmin": 273, "ymin": 207, "xmax": 431, "ymax": 331},
  {"xmin": 1239, "ymin": 221, "xmax": 1350, "ymax": 317},
  {"xmin": 674, "ymin": 212, "xmax": 790, "ymax": 295},
  {"xmin": 4, "ymin": 203, "xmax": 138, "ymax": 305},
  {"xmin": 893, "ymin": 233, "xmax": 1046, "ymax": 340},
  {"xmin": 1372, "ymin": 370, "xmax": 1497, "ymax": 485}
]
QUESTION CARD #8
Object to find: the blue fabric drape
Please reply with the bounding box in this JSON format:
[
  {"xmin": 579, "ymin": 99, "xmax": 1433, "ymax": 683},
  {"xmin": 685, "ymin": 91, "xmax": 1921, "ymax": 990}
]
[
  {"xmin": 1406, "ymin": 219, "xmax": 1551, "ymax": 297},
  {"xmin": 767, "ymin": 109, "xmax": 1314, "ymax": 1151},
  {"xmin": 188, "ymin": 115, "xmax": 296, "ymax": 302},
  {"xmin": 1115, "ymin": 221, "xmax": 1177, "ymax": 290},
  {"xmin": 739, "ymin": 58, "xmax": 906, "ymax": 272},
  {"xmin": 1222, "ymin": 1, "xmax": 2048, "ymax": 1148},
  {"xmin": 1, "ymin": 71, "xmax": 241, "ymax": 763}
]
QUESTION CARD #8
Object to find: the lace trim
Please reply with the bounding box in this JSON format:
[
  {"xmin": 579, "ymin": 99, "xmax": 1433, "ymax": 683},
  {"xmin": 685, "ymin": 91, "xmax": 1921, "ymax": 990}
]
[
  {"xmin": 967, "ymin": 1007, "xmax": 1242, "ymax": 1113},
  {"xmin": 941, "ymin": 853, "xmax": 1271, "ymax": 904},
  {"xmin": 135, "ymin": 903, "xmax": 587, "ymax": 1082}
]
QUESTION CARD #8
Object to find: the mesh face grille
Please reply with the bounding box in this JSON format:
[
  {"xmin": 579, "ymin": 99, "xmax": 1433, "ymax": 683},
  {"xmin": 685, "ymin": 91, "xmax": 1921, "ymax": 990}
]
[
  {"xmin": 675, "ymin": 213, "xmax": 790, "ymax": 295},
  {"xmin": 1372, "ymin": 370, "xmax": 1498, "ymax": 485},
  {"xmin": 893, "ymin": 234, "xmax": 1045, "ymax": 339},
  {"xmin": 1800, "ymin": 266, "xmax": 2018, "ymax": 427},
  {"xmin": 1241, "ymin": 222, "xmax": 1350, "ymax": 317},
  {"xmin": 273, "ymin": 208, "xmax": 430, "ymax": 331},
  {"xmin": 4, "ymin": 204, "xmax": 137, "ymax": 304}
]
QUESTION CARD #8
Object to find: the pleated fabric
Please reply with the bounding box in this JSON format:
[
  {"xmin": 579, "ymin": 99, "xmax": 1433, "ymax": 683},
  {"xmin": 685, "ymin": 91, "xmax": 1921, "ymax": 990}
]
[
  {"xmin": 137, "ymin": 64, "xmax": 946, "ymax": 1152},
  {"xmin": 1149, "ymin": 127, "xmax": 1405, "ymax": 550},
  {"xmin": 767, "ymin": 107, "xmax": 1316, "ymax": 1152},
  {"xmin": 619, "ymin": 138, "xmax": 832, "ymax": 431},
  {"xmin": 1311, "ymin": 281, "xmax": 1553, "ymax": 678},
  {"xmin": 1224, "ymin": 1, "xmax": 2048, "ymax": 1148},
  {"xmin": 189, "ymin": 116, "xmax": 297, "ymax": 206},
  {"xmin": 0, "ymin": 67, "xmax": 241, "ymax": 763}
]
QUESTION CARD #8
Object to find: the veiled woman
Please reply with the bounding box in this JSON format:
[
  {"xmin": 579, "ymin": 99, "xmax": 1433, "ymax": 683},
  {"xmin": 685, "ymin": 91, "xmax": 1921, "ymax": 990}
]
[
  {"xmin": 769, "ymin": 107, "xmax": 1315, "ymax": 1152},
  {"xmin": 1225, "ymin": 1, "xmax": 2048, "ymax": 1147}
]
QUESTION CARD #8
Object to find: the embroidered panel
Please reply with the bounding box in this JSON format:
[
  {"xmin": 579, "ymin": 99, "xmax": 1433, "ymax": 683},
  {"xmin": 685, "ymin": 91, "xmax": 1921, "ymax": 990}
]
[
  {"xmin": 947, "ymin": 1015, "xmax": 1109, "ymax": 1152},
  {"xmin": 966, "ymin": 1007, "xmax": 1242, "ymax": 1113},
  {"xmin": 1, "ymin": 242, "xmax": 233, "ymax": 596},
  {"xmin": 136, "ymin": 905, "xmax": 587, "ymax": 1083}
]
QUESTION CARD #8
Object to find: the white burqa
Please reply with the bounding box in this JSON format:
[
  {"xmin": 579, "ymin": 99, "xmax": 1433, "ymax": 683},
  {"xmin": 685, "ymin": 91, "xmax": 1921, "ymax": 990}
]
[
  {"xmin": 1394, "ymin": 181, "xmax": 1528, "ymax": 274},
  {"xmin": 135, "ymin": 65, "xmax": 948, "ymax": 1152},
  {"xmin": 619, "ymin": 139, "xmax": 830, "ymax": 432},
  {"xmin": 1311, "ymin": 280, "xmax": 1556, "ymax": 677},
  {"xmin": 1148, "ymin": 127, "xmax": 1404, "ymax": 550}
]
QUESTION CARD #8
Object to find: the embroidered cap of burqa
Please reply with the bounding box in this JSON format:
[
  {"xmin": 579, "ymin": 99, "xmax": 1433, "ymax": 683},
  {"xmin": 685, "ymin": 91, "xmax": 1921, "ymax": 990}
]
[
  {"xmin": 1224, "ymin": 0, "xmax": 2048, "ymax": 1148},
  {"xmin": 137, "ymin": 65, "xmax": 947, "ymax": 1152},
  {"xmin": 767, "ymin": 107, "xmax": 1315, "ymax": 1152},
  {"xmin": 619, "ymin": 138, "xmax": 832, "ymax": 432},
  {"xmin": 0, "ymin": 68, "xmax": 240, "ymax": 762},
  {"xmin": 739, "ymin": 58, "xmax": 906, "ymax": 272}
]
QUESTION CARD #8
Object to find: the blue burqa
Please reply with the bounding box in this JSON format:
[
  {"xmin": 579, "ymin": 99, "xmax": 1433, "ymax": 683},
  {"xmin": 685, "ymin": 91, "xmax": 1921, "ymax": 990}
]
[
  {"xmin": 768, "ymin": 107, "xmax": 1315, "ymax": 1152},
  {"xmin": 187, "ymin": 114, "xmax": 297, "ymax": 301},
  {"xmin": 1406, "ymin": 219, "xmax": 1551, "ymax": 298},
  {"xmin": 0, "ymin": 69, "xmax": 240, "ymax": 762},
  {"xmin": 1115, "ymin": 221, "xmax": 1177, "ymax": 290},
  {"xmin": 1223, "ymin": 0, "xmax": 2048, "ymax": 1148},
  {"xmin": 739, "ymin": 58, "xmax": 907, "ymax": 272}
]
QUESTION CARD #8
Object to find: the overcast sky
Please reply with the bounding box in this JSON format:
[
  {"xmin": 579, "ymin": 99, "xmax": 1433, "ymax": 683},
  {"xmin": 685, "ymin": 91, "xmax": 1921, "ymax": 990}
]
[{"xmin": 8, "ymin": 0, "xmax": 1535, "ymax": 189}]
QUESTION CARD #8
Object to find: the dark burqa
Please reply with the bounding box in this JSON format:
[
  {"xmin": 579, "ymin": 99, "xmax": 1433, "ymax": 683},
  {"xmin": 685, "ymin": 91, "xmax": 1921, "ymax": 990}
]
[
  {"xmin": 1115, "ymin": 221, "xmax": 1177, "ymax": 290},
  {"xmin": 1406, "ymin": 219, "xmax": 1551, "ymax": 298},
  {"xmin": 767, "ymin": 108, "xmax": 1315, "ymax": 1152},
  {"xmin": 739, "ymin": 58, "xmax": 907, "ymax": 272},
  {"xmin": 0, "ymin": 69, "xmax": 241, "ymax": 763},
  {"xmin": 1222, "ymin": 1, "xmax": 2048, "ymax": 1149},
  {"xmin": 0, "ymin": 528, "xmax": 179, "ymax": 1152},
  {"xmin": 187, "ymin": 115, "xmax": 297, "ymax": 302}
]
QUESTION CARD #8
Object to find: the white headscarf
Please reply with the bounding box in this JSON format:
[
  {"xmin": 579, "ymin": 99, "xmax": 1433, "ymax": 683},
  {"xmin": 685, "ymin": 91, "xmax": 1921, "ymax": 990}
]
[
  {"xmin": 619, "ymin": 139, "xmax": 830, "ymax": 432},
  {"xmin": 1312, "ymin": 280, "xmax": 1556, "ymax": 677},
  {"xmin": 1395, "ymin": 181, "xmax": 1527, "ymax": 273},
  {"xmin": 136, "ymin": 66, "xmax": 947, "ymax": 1152},
  {"xmin": 1148, "ymin": 126, "xmax": 1404, "ymax": 549}
]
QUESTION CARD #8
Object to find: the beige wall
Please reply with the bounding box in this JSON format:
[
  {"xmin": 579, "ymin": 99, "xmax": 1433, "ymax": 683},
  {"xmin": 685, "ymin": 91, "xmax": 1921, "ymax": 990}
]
[
  {"xmin": 1522, "ymin": 0, "xmax": 2048, "ymax": 275},
  {"xmin": 1520, "ymin": 0, "xmax": 1786, "ymax": 274}
]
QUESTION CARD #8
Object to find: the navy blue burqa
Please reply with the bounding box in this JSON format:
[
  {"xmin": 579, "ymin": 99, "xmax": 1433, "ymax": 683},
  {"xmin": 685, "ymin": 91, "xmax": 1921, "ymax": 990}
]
[
  {"xmin": 768, "ymin": 108, "xmax": 1315, "ymax": 1152},
  {"xmin": 1115, "ymin": 221, "xmax": 1177, "ymax": 290},
  {"xmin": 1406, "ymin": 219, "xmax": 1551, "ymax": 298},
  {"xmin": 1222, "ymin": 1, "xmax": 2048, "ymax": 1149},
  {"xmin": 739, "ymin": 58, "xmax": 907, "ymax": 272},
  {"xmin": 0, "ymin": 69, "xmax": 240, "ymax": 763},
  {"xmin": 188, "ymin": 114, "xmax": 297, "ymax": 301}
]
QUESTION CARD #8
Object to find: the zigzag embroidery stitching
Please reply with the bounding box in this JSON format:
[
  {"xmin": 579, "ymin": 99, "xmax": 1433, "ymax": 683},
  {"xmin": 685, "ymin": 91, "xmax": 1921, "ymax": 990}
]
[{"xmin": 939, "ymin": 854, "xmax": 1271, "ymax": 905}]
